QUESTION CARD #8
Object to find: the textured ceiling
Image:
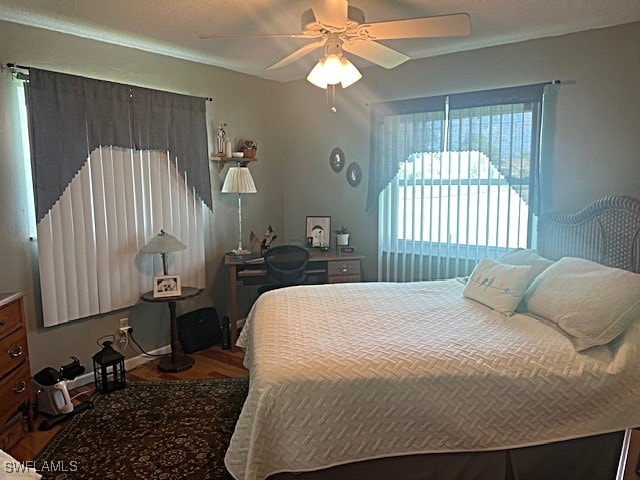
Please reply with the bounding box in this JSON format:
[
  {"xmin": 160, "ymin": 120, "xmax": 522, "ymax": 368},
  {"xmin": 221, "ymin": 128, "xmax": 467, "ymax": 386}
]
[{"xmin": 1, "ymin": 0, "xmax": 640, "ymax": 83}]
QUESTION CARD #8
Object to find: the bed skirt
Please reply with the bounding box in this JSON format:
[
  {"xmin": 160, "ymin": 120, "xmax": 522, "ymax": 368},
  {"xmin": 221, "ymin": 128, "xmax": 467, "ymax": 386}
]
[{"xmin": 268, "ymin": 431, "xmax": 624, "ymax": 480}]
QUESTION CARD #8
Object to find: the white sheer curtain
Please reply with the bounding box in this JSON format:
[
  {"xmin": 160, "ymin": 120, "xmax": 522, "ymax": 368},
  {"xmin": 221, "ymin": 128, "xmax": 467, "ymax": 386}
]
[
  {"xmin": 373, "ymin": 85, "xmax": 546, "ymax": 282},
  {"xmin": 37, "ymin": 147, "xmax": 205, "ymax": 327}
]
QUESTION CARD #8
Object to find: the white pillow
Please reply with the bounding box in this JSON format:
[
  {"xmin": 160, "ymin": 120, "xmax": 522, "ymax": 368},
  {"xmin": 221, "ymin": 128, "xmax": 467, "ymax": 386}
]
[
  {"xmin": 522, "ymin": 257, "xmax": 640, "ymax": 351},
  {"xmin": 499, "ymin": 249, "xmax": 554, "ymax": 284},
  {"xmin": 463, "ymin": 257, "xmax": 532, "ymax": 316},
  {"xmin": 499, "ymin": 249, "xmax": 555, "ymax": 312}
]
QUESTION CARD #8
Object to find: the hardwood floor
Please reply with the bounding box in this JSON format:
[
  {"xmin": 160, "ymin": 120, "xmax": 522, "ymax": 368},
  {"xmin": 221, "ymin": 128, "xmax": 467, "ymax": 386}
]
[
  {"xmin": 8, "ymin": 345, "xmax": 247, "ymax": 463},
  {"xmin": 623, "ymin": 430, "xmax": 640, "ymax": 480}
]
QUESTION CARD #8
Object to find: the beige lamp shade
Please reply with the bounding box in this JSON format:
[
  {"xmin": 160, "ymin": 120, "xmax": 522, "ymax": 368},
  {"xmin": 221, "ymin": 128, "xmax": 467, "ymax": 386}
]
[{"xmin": 222, "ymin": 167, "xmax": 257, "ymax": 194}]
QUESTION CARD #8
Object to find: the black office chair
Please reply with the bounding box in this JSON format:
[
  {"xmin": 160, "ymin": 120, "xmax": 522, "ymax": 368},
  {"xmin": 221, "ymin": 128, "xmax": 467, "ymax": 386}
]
[{"xmin": 257, "ymin": 244, "xmax": 310, "ymax": 294}]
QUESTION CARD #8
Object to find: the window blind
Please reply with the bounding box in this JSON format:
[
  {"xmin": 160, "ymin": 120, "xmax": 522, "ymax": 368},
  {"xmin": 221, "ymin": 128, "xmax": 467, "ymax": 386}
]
[
  {"xmin": 24, "ymin": 69, "xmax": 209, "ymax": 326},
  {"xmin": 37, "ymin": 148, "xmax": 205, "ymax": 327},
  {"xmin": 372, "ymin": 84, "xmax": 545, "ymax": 282}
]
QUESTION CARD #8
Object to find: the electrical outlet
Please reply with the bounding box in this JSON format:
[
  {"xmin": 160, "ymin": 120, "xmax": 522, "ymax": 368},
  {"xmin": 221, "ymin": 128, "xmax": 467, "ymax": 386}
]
[
  {"xmin": 118, "ymin": 318, "xmax": 129, "ymax": 339},
  {"xmin": 118, "ymin": 325, "xmax": 130, "ymax": 352}
]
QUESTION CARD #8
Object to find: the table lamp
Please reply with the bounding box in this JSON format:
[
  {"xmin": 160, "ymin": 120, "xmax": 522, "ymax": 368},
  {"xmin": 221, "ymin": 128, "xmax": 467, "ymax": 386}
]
[
  {"xmin": 140, "ymin": 230, "xmax": 186, "ymax": 275},
  {"xmin": 222, "ymin": 166, "xmax": 257, "ymax": 254}
]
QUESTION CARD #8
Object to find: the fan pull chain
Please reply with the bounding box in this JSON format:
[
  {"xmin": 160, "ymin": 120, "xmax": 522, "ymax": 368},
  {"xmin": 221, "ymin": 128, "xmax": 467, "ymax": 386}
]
[{"xmin": 326, "ymin": 84, "xmax": 337, "ymax": 113}]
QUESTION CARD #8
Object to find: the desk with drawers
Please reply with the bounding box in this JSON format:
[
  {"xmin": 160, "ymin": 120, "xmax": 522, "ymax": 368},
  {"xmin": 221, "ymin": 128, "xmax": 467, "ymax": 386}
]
[{"xmin": 225, "ymin": 250, "xmax": 365, "ymax": 351}]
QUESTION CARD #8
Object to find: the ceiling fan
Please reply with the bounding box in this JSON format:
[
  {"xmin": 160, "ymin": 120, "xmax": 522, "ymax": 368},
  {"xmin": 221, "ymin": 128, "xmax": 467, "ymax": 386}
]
[{"xmin": 200, "ymin": 0, "xmax": 471, "ymax": 83}]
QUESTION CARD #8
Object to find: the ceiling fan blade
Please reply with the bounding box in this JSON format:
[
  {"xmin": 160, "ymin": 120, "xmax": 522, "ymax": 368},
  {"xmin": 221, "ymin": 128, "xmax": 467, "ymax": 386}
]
[
  {"xmin": 343, "ymin": 40, "xmax": 409, "ymax": 69},
  {"xmin": 266, "ymin": 39, "xmax": 326, "ymax": 70},
  {"xmin": 362, "ymin": 13, "xmax": 471, "ymax": 40},
  {"xmin": 311, "ymin": 0, "xmax": 348, "ymax": 30},
  {"xmin": 199, "ymin": 33, "xmax": 313, "ymax": 39}
]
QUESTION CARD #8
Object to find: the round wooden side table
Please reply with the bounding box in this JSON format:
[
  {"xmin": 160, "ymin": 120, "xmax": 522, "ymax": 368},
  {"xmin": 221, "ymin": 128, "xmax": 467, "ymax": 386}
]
[{"xmin": 140, "ymin": 286, "xmax": 202, "ymax": 372}]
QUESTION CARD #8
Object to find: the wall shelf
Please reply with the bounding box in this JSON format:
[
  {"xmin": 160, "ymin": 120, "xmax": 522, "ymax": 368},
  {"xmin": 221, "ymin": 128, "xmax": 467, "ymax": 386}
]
[{"xmin": 210, "ymin": 155, "xmax": 257, "ymax": 173}]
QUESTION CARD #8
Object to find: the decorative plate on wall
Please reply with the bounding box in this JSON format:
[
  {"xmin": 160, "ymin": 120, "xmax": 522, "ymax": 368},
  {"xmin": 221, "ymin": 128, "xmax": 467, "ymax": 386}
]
[
  {"xmin": 329, "ymin": 147, "xmax": 345, "ymax": 173},
  {"xmin": 346, "ymin": 162, "xmax": 362, "ymax": 187}
]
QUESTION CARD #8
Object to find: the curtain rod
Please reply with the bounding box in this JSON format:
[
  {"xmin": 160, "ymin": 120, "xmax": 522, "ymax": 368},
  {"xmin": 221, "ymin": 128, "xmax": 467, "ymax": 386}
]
[
  {"xmin": 364, "ymin": 80, "xmax": 565, "ymax": 108},
  {"xmin": 3, "ymin": 63, "xmax": 213, "ymax": 101}
]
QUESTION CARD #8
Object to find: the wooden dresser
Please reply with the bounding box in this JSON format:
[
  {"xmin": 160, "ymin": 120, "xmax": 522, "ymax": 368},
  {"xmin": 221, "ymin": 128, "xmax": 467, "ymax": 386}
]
[{"xmin": 0, "ymin": 293, "xmax": 34, "ymax": 450}]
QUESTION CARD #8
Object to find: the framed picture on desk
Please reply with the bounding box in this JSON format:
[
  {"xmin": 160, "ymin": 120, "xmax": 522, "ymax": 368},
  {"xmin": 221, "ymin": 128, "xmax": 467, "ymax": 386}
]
[
  {"xmin": 306, "ymin": 216, "xmax": 331, "ymax": 248},
  {"xmin": 153, "ymin": 274, "xmax": 182, "ymax": 298}
]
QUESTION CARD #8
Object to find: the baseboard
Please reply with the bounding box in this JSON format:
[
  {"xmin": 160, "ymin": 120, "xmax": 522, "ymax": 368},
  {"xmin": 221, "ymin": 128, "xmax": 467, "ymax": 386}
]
[{"xmin": 64, "ymin": 345, "xmax": 171, "ymax": 390}]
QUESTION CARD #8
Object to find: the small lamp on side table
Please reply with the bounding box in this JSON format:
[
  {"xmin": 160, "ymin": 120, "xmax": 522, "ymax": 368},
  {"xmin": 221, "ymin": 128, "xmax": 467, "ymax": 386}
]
[
  {"xmin": 140, "ymin": 230, "xmax": 186, "ymax": 276},
  {"xmin": 139, "ymin": 229, "xmax": 200, "ymax": 372}
]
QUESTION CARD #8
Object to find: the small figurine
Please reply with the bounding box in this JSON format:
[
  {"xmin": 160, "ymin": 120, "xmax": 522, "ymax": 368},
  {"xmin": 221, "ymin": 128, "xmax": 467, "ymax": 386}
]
[
  {"xmin": 216, "ymin": 123, "xmax": 226, "ymax": 156},
  {"xmin": 261, "ymin": 225, "xmax": 277, "ymax": 253}
]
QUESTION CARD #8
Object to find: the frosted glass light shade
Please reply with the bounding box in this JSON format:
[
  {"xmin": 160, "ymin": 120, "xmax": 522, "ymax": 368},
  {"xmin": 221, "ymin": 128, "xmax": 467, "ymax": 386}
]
[
  {"xmin": 307, "ymin": 60, "xmax": 328, "ymax": 89},
  {"xmin": 222, "ymin": 167, "xmax": 257, "ymax": 194},
  {"xmin": 306, "ymin": 55, "xmax": 362, "ymax": 90},
  {"xmin": 140, "ymin": 230, "xmax": 186, "ymax": 254},
  {"xmin": 322, "ymin": 54, "xmax": 343, "ymax": 85},
  {"xmin": 339, "ymin": 58, "xmax": 363, "ymax": 88}
]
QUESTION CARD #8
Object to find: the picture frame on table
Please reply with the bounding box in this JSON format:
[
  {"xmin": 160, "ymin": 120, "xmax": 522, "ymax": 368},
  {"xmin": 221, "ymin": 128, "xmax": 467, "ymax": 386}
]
[
  {"xmin": 153, "ymin": 274, "xmax": 182, "ymax": 298},
  {"xmin": 305, "ymin": 216, "xmax": 331, "ymax": 248}
]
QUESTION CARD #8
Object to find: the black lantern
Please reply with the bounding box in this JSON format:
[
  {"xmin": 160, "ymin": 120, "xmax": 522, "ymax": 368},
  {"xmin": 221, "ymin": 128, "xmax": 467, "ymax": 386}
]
[{"xmin": 92, "ymin": 341, "xmax": 126, "ymax": 393}]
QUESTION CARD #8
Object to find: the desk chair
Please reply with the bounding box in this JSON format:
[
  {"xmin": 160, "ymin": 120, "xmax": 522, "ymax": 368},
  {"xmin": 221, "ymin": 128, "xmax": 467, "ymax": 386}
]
[{"xmin": 257, "ymin": 245, "xmax": 310, "ymax": 295}]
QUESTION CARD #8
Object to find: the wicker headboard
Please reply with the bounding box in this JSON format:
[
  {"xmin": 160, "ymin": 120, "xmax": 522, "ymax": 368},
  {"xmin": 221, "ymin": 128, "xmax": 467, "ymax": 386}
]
[{"xmin": 537, "ymin": 195, "xmax": 640, "ymax": 273}]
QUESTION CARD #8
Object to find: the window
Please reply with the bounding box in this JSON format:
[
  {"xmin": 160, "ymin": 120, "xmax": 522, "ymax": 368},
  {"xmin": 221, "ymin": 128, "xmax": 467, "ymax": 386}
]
[
  {"xmin": 369, "ymin": 85, "xmax": 546, "ymax": 282},
  {"xmin": 20, "ymin": 68, "xmax": 211, "ymax": 326}
]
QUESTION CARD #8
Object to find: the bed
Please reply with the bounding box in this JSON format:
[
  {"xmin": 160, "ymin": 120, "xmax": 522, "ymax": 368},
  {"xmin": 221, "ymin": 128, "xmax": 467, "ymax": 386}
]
[{"xmin": 226, "ymin": 195, "xmax": 640, "ymax": 480}]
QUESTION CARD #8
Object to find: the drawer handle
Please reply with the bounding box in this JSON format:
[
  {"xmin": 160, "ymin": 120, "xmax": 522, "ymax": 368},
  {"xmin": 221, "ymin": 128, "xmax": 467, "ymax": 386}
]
[
  {"xmin": 340, "ymin": 264, "xmax": 350, "ymax": 273},
  {"xmin": 12, "ymin": 380, "xmax": 27, "ymax": 394},
  {"xmin": 0, "ymin": 319, "xmax": 5, "ymax": 326},
  {"xmin": 8, "ymin": 345, "xmax": 23, "ymax": 358}
]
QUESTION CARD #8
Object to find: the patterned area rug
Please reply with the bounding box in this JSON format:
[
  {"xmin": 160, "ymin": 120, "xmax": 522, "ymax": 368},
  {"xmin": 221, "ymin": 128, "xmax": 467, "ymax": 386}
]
[{"xmin": 36, "ymin": 378, "xmax": 249, "ymax": 480}]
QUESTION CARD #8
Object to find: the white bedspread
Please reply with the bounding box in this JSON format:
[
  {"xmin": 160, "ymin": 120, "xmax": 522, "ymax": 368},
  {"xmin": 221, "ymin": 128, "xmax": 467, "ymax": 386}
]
[{"xmin": 225, "ymin": 280, "xmax": 640, "ymax": 480}]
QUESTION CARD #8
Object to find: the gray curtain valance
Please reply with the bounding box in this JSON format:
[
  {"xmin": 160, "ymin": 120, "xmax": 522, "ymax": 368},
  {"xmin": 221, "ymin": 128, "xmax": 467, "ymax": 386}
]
[{"xmin": 26, "ymin": 68, "xmax": 212, "ymax": 222}]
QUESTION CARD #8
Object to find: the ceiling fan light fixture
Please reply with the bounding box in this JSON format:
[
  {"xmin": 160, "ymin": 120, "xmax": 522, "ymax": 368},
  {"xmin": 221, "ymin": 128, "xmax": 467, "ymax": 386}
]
[{"xmin": 306, "ymin": 54, "xmax": 362, "ymax": 90}]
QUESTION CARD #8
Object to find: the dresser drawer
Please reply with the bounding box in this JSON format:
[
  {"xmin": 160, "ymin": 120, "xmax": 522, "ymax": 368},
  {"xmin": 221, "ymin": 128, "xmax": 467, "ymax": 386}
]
[
  {"xmin": 0, "ymin": 327, "xmax": 28, "ymax": 376},
  {"xmin": 0, "ymin": 412, "xmax": 25, "ymax": 451},
  {"xmin": 0, "ymin": 300, "xmax": 22, "ymax": 339},
  {"xmin": 0, "ymin": 362, "xmax": 31, "ymax": 427},
  {"xmin": 328, "ymin": 274, "xmax": 361, "ymax": 284},
  {"xmin": 327, "ymin": 259, "xmax": 361, "ymax": 277}
]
